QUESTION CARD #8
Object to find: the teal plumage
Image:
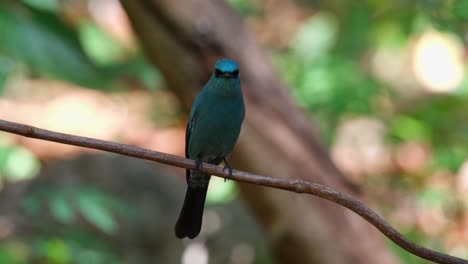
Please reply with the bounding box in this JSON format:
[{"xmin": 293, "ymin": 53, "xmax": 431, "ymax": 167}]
[{"xmin": 175, "ymin": 59, "xmax": 245, "ymax": 239}]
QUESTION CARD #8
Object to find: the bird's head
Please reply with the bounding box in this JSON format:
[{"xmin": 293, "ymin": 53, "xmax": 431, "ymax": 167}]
[{"xmin": 214, "ymin": 59, "xmax": 239, "ymax": 79}]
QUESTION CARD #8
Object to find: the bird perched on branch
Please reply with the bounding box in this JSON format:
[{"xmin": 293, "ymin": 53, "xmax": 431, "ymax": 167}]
[{"xmin": 175, "ymin": 59, "xmax": 245, "ymax": 239}]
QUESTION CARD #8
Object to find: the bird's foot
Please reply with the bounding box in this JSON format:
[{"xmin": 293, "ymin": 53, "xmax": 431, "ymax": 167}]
[{"xmin": 222, "ymin": 158, "xmax": 232, "ymax": 182}]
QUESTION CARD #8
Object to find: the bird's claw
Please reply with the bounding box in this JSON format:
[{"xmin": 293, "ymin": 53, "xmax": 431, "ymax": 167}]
[
  {"xmin": 222, "ymin": 165, "xmax": 233, "ymax": 175},
  {"xmin": 222, "ymin": 158, "xmax": 233, "ymax": 182},
  {"xmin": 222, "ymin": 165, "xmax": 233, "ymax": 182}
]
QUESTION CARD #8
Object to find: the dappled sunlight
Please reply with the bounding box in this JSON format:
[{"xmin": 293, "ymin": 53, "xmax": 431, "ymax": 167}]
[
  {"xmin": 201, "ymin": 210, "xmax": 222, "ymax": 235},
  {"xmin": 88, "ymin": 0, "xmax": 135, "ymax": 49},
  {"xmin": 412, "ymin": 30, "xmax": 465, "ymax": 93},
  {"xmin": 43, "ymin": 92, "xmax": 124, "ymax": 138},
  {"xmin": 371, "ymin": 28, "xmax": 466, "ymax": 96},
  {"xmin": 395, "ymin": 142, "xmax": 431, "ymax": 174},
  {"xmin": 446, "ymin": 214, "xmax": 468, "ymax": 259},
  {"xmin": 0, "ymin": 79, "xmax": 184, "ymax": 158},
  {"xmin": 371, "ymin": 46, "xmax": 421, "ymax": 96},
  {"xmin": 332, "ymin": 117, "xmax": 392, "ymax": 180},
  {"xmin": 326, "ymin": 20, "xmax": 468, "ymax": 259},
  {"xmin": 456, "ymin": 161, "xmax": 468, "ymax": 200},
  {"xmin": 182, "ymin": 242, "xmax": 209, "ymax": 264}
]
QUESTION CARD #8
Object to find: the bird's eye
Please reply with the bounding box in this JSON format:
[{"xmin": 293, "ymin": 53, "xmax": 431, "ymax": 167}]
[
  {"xmin": 232, "ymin": 69, "xmax": 239, "ymax": 76},
  {"xmin": 215, "ymin": 69, "xmax": 222, "ymax": 77}
]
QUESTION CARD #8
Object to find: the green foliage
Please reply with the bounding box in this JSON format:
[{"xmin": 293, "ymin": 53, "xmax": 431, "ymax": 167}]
[
  {"xmin": 206, "ymin": 176, "xmax": 238, "ymax": 204},
  {"xmin": 0, "ymin": 2, "xmax": 161, "ymax": 92},
  {"xmin": 0, "ymin": 144, "xmax": 40, "ymax": 181},
  {"xmin": 433, "ymin": 146, "xmax": 467, "ymax": 172},
  {"xmin": 0, "ymin": 236, "xmax": 123, "ymax": 264},
  {"xmin": 34, "ymin": 238, "xmax": 71, "ymax": 264},
  {"xmin": 388, "ymin": 232, "xmax": 426, "ymax": 264},
  {"xmin": 421, "ymin": 0, "xmax": 468, "ymax": 37},
  {"xmin": 0, "ymin": 56, "xmax": 14, "ymax": 92},
  {"xmin": 391, "ymin": 115, "xmax": 432, "ymax": 142},
  {"xmin": 23, "ymin": 186, "xmax": 127, "ymax": 234},
  {"xmin": 418, "ymin": 187, "xmax": 451, "ymax": 208},
  {"xmin": 50, "ymin": 194, "xmax": 76, "ymax": 224},
  {"xmin": 292, "ymin": 12, "xmax": 338, "ymax": 62},
  {"xmin": 271, "ymin": 1, "xmax": 467, "ymax": 262},
  {"xmin": 335, "ymin": 1, "xmax": 373, "ymax": 56},
  {"xmin": 275, "ymin": 50, "xmax": 382, "ymax": 142},
  {"xmin": 78, "ymin": 22, "xmax": 127, "ymax": 66},
  {"xmin": 227, "ymin": 0, "xmax": 260, "ymax": 16},
  {"xmin": 0, "ymin": 2, "xmax": 164, "ymax": 261},
  {"xmin": 390, "ymin": 96, "xmax": 468, "ymax": 172},
  {"xmin": 122, "ymin": 56, "xmax": 163, "ymax": 91},
  {"xmin": 0, "ymin": 241, "xmax": 29, "ymax": 264},
  {"xmin": 13, "ymin": 186, "xmax": 130, "ymax": 263},
  {"xmin": 21, "ymin": 0, "xmax": 60, "ymax": 12},
  {"xmin": 27, "ymin": 236, "xmax": 122, "ymax": 264},
  {"xmin": 76, "ymin": 189, "xmax": 118, "ymax": 234},
  {"xmin": 0, "ymin": 4, "xmax": 108, "ymax": 89}
]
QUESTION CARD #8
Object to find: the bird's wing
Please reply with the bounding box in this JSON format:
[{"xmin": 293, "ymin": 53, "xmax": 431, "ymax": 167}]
[
  {"xmin": 185, "ymin": 119, "xmax": 192, "ymax": 159},
  {"xmin": 185, "ymin": 93, "xmax": 201, "ymax": 181},
  {"xmin": 186, "ymin": 93, "xmax": 202, "ymax": 159},
  {"xmin": 185, "ymin": 118, "xmax": 193, "ymax": 182}
]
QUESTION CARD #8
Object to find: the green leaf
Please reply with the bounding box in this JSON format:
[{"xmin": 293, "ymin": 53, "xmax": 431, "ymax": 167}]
[
  {"xmin": 453, "ymin": 0, "xmax": 468, "ymax": 20},
  {"xmin": 0, "ymin": 4, "xmax": 111, "ymax": 88},
  {"xmin": 206, "ymin": 176, "xmax": 238, "ymax": 204},
  {"xmin": 335, "ymin": 1, "xmax": 373, "ymax": 56},
  {"xmin": 0, "ymin": 56, "xmax": 14, "ymax": 92},
  {"xmin": 227, "ymin": 0, "xmax": 258, "ymax": 16},
  {"xmin": 44, "ymin": 239, "xmax": 70, "ymax": 264},
  {"xmin": 3, "ymin": 146, "xmax": 40, "ymax": 181},
  {"xmin": 292, "ymin": 12, "xmax": 338, "ymax": 62},
  {"xmin": 75, "ymin": 249, "xmax": 107, "ymax": 264},
  {"xmin": 388, "ymin": 231, "xmax": 425, "ymax": 264},
  {"xmin": 50, "ymin": 195, "xmax": 75, "ymax": 224},
  {"xmin": 78, "ymin": 22, "xmax": 127, "ymax": 66},
  {"xmin": 433, "ymin": 146, "xmax": 466, "ymax": 172},
  {"xmin": 21, "ymin": 0, "xmax": 59, "ymax": 12},
  {"xmin": 76, "ymin": 193, "xmax": 118, "ymax": 234},
  {"xmin": 0, "ymin": 241, "xmax": 29, "ymax": 264},
  {"xmin": 122, "ymin": 57, "xmax": 163, "ymax": 91},
  {"xmin": 418, "ymin": 188, "xmax": 449, "ymax": 207},
  {"xmin": 0, "ymin": 145, "xmax": 14, "ymax": 171},
  {"xmin": 391, "ymin": 116, "xmax": 431, "ymax": 142}
]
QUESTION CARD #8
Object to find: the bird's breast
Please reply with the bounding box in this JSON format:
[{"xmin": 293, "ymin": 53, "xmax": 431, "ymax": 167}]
[{"xmin": 188, "ymin": 97, "xmax": 244, "ymax": 162}]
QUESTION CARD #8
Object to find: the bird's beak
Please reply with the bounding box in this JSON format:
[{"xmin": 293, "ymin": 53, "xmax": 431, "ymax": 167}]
[{"xmin": 220, "ymin": 72, "xmax": 236, "ymax": 79}]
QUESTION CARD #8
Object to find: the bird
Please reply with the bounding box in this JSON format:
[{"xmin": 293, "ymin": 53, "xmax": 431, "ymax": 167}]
[{"xmin": 175, "ymin": 59, "xmax": 245, "ymax": 239}]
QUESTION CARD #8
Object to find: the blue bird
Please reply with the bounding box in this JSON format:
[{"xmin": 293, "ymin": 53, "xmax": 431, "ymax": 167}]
[{"xmin": 175, "ymin": 59, "xmax": 245, "ymax": 239}]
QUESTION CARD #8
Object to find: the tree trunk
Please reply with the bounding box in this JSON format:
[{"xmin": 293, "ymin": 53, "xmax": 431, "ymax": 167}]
[{"xmin": 121, "ymin": 1, "xmax": 400, "ymax": 263}]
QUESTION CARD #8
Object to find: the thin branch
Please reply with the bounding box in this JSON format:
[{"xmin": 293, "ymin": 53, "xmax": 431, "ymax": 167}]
[{"xmin": 0, "ymin": 119, "xmax": 465, "ymax": 264}]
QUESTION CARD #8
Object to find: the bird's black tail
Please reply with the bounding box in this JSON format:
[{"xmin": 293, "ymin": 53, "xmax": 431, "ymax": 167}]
[{"xmin": 175, "ymin": 184, "xmax": 208, "ymax": 239}]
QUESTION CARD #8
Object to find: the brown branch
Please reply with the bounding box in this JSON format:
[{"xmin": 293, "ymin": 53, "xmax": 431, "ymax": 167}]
[{"xmin": 0, "ymin": 118, "xmax": 465, "ymax": 264}]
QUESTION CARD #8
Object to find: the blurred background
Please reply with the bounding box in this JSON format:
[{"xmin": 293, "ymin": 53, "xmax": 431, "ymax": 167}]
[{"xmin": 0, "ymin": 0, "xmax": 467, "ymax": 263}]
